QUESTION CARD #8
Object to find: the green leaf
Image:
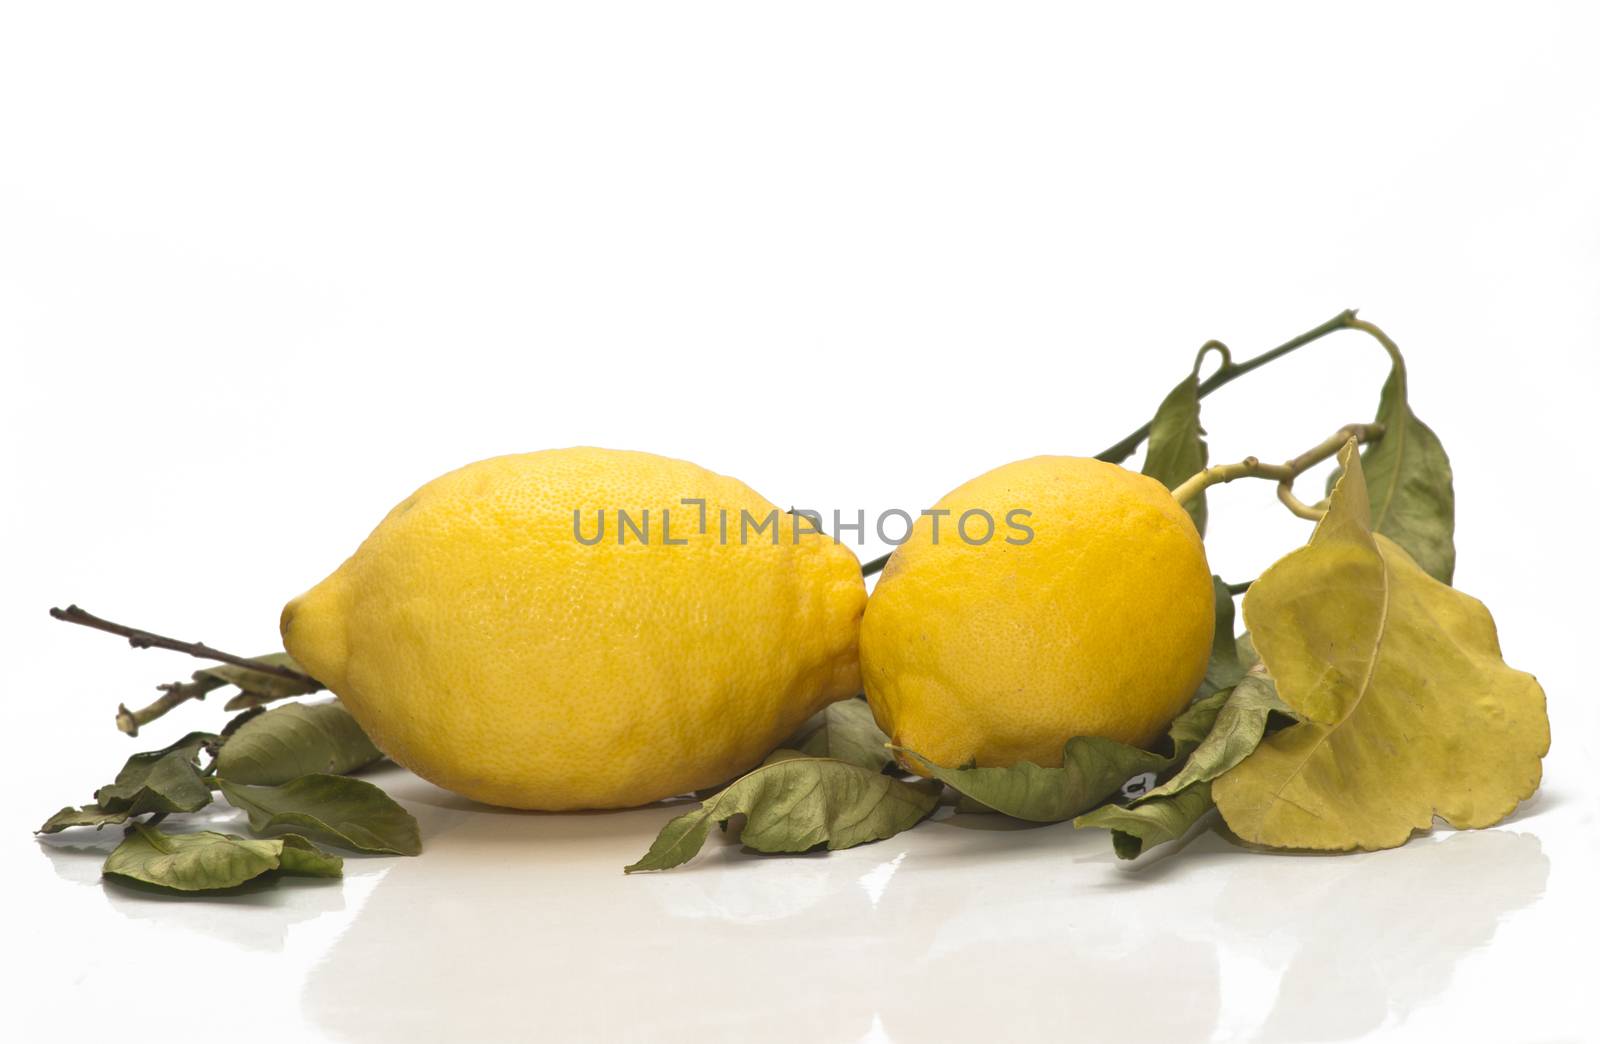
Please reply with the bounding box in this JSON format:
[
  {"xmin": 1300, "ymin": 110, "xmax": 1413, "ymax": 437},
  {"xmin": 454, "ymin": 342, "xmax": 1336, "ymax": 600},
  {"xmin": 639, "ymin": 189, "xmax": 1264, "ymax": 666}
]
[
  {"xmin": 94, "ymin": 732, "xmax": 215, "ymax": 805},
  {"xmin": 1140, "ymin": 669, "xmax": 1293, "ymax": 802},
  {"xmin": 220, "ymin": 706, "xmax": 266, "ymax": 738},
  {"xmin": 1076, "ymin": 782, "xmax": 1217, "ymax": 859},
  {"xmin": 1216, "ymin": 441, "xmax": 1547, "ymax": 851},
  {"xmin": 625, "ymin": 757, "xmax": 940, "ymax": 873},
  {"xmin": 275, "ymin": 833, "xmax": 345, "ymax": 878},
  {"xmin": 1073, "ymin": 665, "xmax": 1291, "ymax": 858},
  {"xmin": 215, "ymin": 699, "xmax": 383, "ymax": 785},
  {"xmin": 104, "ymin": 826, "xmax": 281, "ymax": 891},
  {"xmin": 197, "ymin": 652, "xmax": 324, "ymax": 710},
  {"xmin": 1364, "ymin": 368, "xmax": 1455, "ymax": 584},
  {"xmin": 1198, "ymin": 577, "xmax": 1246, "ymax": 697},
  {"xmin": 219, "ymin": 774, "xmax": 421, "ymax": 855},
  {"xmin": 37, "ymin": 804, "xmax": 132, "ymax": 834},
  {"xmin": 95, "ymin": 750, "xmax": 213, "ymax": 814},
  {"xmin": 1236, "ymin": 630, "xmax": 1260, "ymax": 672},
  {"xmin": 1141, "ymin": 372, "xmax": 1209, "ymax": 535},
  {"xmin": 102, "ymin": 825, "xmax": 342, "ymax": 892},
  {"xmin": 901, "ymin": 740, "xmax": 1160, "ymax": 823},
  {"xmin": 898, "ymin": 690, "xmax": 1229, "ymax": 823},
  {"xmin": 52, "ymin": 732, "xmax": 219, "ymax": 831},
  {"xmin": 793, "ymin": 698, "xmax": 894, "ymax": 772},
  {"xmin": 1166, "ymin": 688, "xmax": 1229, "ymax": 752},
  {"xmin": 1330, "ymin": 352, "xmax": 1456, "ymax": 583}
]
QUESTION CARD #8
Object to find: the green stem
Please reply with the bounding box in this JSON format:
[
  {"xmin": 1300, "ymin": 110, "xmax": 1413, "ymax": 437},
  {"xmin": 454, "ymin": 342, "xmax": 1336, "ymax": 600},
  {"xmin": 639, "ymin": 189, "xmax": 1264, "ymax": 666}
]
[
  {"xmin": 861, "ymin": 552, "xmax": 892, "ymax": 577},
  {"xmin": 1095, "ymin": 309, "xmax": 1359, "ymax": 465},
  {"xmin": 1346, "ymin": 316, "xmax": 1406, "ymax": 374},
  {"xmin": 859, "ymin": 310, "xmax": 1362, "ymax": 578}
]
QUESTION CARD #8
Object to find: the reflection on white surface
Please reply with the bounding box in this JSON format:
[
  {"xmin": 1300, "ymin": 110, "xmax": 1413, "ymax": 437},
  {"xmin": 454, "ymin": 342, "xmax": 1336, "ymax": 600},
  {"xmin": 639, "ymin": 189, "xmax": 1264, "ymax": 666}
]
[
  {"xmin": 1216, "ymin": 830, "xmax": 1546, "ymax": 1041},
  {"xmin": 858, "ymin": 852, "xmax": 905, "ymax": 907},
  {"xmin": 283, "ymin": 772, "xmax": 1555, "ymax": 1043},
  {"xmin": 37, "ymin": 805, "xmax": 361, "ymax": 954},
  {"xmin": 861, "ymin": 1013, "xmax": 892, "ymax": 1043},
  {"xmin": 18, "ymin": 765, "xmax": 1576, "ymax": 1043}
]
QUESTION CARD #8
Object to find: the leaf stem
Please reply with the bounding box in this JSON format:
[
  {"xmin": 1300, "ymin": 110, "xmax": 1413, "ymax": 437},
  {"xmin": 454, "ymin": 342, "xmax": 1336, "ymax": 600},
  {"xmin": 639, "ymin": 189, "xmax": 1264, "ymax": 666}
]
[
  {"xmin": 1345, "ymin": 316, "xmax": 1405, "ymax": 375},
  {"xmin": 1094, "ymin": 309, "xmax": 1360, "ymax": 466},
  {"xmin": 1170, "ymin": 423, "xmax": 1386, "ymax": 517},
  {"xmin": 858, "ymin": 310, "xmax": 1363, "ymax": 578},
  {"xmin": 49, "ymin": 605, "xmax": 320, "ymax": 685}
]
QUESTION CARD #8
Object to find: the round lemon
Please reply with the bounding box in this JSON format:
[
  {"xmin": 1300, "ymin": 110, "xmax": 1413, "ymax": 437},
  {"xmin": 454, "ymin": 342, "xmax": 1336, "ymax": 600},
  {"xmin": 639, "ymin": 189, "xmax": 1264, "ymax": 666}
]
[
  {"xmin": 860, "ymin": 455, "xmax": 1213, "ymax": 770},
  {"xmin": 281, "ymin": 448, "xmax": 865, "ymax": 811}
]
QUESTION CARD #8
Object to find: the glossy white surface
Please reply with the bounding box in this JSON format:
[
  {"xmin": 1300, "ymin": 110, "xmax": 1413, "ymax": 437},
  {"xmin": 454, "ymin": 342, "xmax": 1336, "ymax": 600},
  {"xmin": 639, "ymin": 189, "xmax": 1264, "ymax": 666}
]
[{"xmin": 21, "ymin": 750, "xmax": 1598, "ymax": 1042}]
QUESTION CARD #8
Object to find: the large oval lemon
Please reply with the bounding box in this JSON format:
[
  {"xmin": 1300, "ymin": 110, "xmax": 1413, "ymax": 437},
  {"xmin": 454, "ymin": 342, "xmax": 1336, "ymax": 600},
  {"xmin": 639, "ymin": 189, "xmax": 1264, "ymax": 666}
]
[
  {"xmin": 860, "ymin": 455, "xmax": 1213, "ymax": 770},
  {"xmin": 281, "ymin": 448, "xmax": 866, "ymax": 811}
]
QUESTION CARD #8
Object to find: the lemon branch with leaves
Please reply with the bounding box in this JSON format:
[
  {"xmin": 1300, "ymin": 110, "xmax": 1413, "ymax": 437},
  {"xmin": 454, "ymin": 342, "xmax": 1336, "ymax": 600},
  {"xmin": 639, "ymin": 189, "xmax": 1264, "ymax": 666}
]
[
  {"xmin": 39, "ymin": 612, "xmax": 419, "ymax": 891},
  {"xmin": 37, "ymin": 307, "xmax": 1540, "ymax": 887}
]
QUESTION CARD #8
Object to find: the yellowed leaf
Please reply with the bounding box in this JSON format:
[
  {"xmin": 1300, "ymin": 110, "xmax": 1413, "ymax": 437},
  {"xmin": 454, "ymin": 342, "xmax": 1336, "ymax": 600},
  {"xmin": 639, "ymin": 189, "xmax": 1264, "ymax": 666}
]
[{"xmin": 1213, "ymin": 440, "xmax": 1548, "ymax": 851}]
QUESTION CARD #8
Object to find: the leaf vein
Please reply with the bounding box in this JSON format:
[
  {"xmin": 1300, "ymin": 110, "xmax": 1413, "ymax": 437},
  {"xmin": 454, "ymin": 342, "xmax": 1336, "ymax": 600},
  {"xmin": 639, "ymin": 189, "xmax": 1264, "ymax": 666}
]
[{"xmin": 1261, "ymin": 533, "xmax": 1393, "ymax": 827}]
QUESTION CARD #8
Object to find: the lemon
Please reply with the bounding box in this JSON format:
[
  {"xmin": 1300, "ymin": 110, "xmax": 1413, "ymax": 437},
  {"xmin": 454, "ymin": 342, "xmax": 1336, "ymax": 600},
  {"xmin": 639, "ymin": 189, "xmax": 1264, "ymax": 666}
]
[
  {"xmin": 281, "ymin": 448, "xmax": 865, "ymax": 811},
  {"xmin": 860, "ymin": 455, "xmax": 1213, "ymax": 770}
]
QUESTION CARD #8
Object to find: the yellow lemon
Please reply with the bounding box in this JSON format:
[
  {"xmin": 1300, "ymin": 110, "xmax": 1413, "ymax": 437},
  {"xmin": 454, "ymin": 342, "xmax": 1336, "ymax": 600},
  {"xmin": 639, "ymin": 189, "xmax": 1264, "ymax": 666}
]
[
  {"xmin": 860, "ymin": 456, "xmax": 1213, "ymax": 770},
  {"xmin": 281, "ymin": 448, "xmax": 865, "ymax": 811}
]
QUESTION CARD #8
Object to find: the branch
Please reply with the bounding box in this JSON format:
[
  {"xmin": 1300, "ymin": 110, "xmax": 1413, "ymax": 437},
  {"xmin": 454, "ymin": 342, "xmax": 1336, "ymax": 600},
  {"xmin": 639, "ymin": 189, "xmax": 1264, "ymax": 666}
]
[
  {"xmin": 115, "ymin": 676, "xmax": 229, "ymax": 737},
  {"xmin": 48, "ymin": 605, "xmax": 321, "ymax": 686},
  {"xmin": 1170, "ymin": 423, "xmax": 1385, "ymax": 518},
  {"xmin": 859, "ymin": 310, "xmax": 1365, "ymax": 579},
  {"xmin": 1094, "ymin": 309, "xmax": 1359, "ymax": 464}
]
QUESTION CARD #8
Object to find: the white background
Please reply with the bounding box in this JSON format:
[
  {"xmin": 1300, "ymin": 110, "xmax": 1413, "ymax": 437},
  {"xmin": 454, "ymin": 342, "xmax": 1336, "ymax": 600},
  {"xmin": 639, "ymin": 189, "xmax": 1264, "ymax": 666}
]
[{"xmin": 4, "ymin": 4, "xmax": 1597, "ymax": 1042}]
